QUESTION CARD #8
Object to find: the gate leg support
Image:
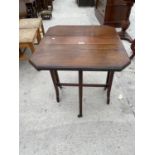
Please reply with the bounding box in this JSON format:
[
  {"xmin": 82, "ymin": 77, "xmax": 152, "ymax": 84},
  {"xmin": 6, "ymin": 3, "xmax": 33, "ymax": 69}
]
[
  {"xmin": 107, "ymin": 71, "xmax": 114, "ymax": 104},
  {"xmin": 54, "ymin": 70, "xmax": 62, "ymax": 89},
  {"xmin": 104, "ymin": 71, "xmax": 110, "ymax": 90},
  {"xmin": 78, "ymin": 70, "xmax": 83, "ymax": 117}
]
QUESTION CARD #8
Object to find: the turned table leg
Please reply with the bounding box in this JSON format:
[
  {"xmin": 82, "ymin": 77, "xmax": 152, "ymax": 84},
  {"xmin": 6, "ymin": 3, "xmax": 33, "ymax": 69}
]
[
  {"xmin": 107, "ymin": 71, "xmax": 114, "ymax": 104},
  {"xmin": 78, "ymin": 70, "xmax": 83, "ymax": 117},
  {"xmin": 50, "ymin": 70, "xmax": 60, "ymax": 102}
]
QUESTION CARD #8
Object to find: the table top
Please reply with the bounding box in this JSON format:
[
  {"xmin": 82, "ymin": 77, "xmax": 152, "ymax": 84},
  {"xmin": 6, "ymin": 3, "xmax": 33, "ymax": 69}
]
[
  {"xmin": 19, "ymin": 18, "xmax": 42, "ymax": 29},
  {"xmin": 19, "ymin": 28, "xmax": 37, "ymax": 43},
  {"xmin": 30, "ymin": 26, "xmax": 130, "ymax": 71}
]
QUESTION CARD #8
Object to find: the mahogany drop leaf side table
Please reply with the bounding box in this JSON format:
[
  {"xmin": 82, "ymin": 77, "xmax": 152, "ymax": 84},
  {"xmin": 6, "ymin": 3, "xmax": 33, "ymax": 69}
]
[{"xmin": 30, "ymin": 26, "xmax": 130, "ymax": 117}]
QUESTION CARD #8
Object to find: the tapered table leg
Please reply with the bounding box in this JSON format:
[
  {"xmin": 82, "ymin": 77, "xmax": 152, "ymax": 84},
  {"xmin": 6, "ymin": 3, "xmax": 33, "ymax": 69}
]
[
  {"xmin": 104, "ymin": 71, "xmax": 110, "ymax": 90},
  {"xmin": 107, "ymin": 71, "xmax": 114, "ymax": 104},
  {"xmin": 54, "ymin": 70, "xmax": 62, "ymax": 89},
  {"xmin": 78, "ymin": 70, "xmax": 83, "ymax": 117},
  {"xmin": 50, "ymin": 70, "xmax": 60, "ymax": 102}
]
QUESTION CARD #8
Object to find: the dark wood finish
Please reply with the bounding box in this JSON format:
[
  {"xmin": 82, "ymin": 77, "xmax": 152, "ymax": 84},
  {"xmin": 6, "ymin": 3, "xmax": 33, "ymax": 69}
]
[
  {"xmin": 50, "ymin": 71, "xmax": 111, "ymax": 117},
  {"xmin": 107, "ymin": 71, "xmax": 114, "ymax": 104},
  {"xmin": 25, "ymin": 1, "xmax": 38, "ymax": 18},
  {"xmin": 30, "ymin": 26, "xmax": 130, "ymax": 117},
  {"xmin": 35, "ymin": 0, "xmax": 44, "ymax": 12},
  {"xmin": 78, "ymin": 70, "xmax": 83, "ymax": 117},
  {"xmin": 95, "ymin": 0, "xmax": 135, "ymax": 26},
  {"xmin": 95, "ymin": 0, "xmax": 135, "ymax": 42},
  {"xmin": 30, "ymin": 26, "xmax": 130, "ymax": 71},
  {"xmin": 104, "ymin": 71, "xmax": 110, "ymax": 90},
  {"xmin": 50, "ymin": 70, "xmax": 60, "ymax": 102},
  {"xmin": 77, "ymin": 0, "xmax": 95, "ymax": 6},
  {"xmin": 54, "ymin": 70, "xmax": 62, "ymax": 88},
  {"xmin": 57, "ymin": 83, "xmax": 106, "ymax": 87},
  {"xmin": 36, "ymin": 0, "xmax": 53, "ymax": 11},
  {"xmin": 19, "ymin": 0, "xmax": 38, "ymax": 18},
  {"xmin": 36, "ymin": 0, "xmax": 53, "ymax": 20}
]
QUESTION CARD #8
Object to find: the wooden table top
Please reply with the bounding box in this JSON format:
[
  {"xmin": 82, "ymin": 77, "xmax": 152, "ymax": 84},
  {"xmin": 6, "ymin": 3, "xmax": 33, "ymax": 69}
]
[{"xmin": 30, "ymin": 26, "xmax": 130, "ymax": 71}]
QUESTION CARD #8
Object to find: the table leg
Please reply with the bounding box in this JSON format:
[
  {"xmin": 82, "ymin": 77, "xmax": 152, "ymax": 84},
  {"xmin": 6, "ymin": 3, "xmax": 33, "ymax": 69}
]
[
  {"xmin": 54, "ymin": 70, "xmax": 62, "ymax": 89},
  {"xmin": 107, "ymin": 71, "xmax": 114, "ymax": 104},
  {"xmin": 50, "ymin": 70, "xmax": 60, "ymax": 102},
  {"xmin": 104, "ymin": 71, "xmax": 110, "ymax": 90},
  {"xmin": 78, "ymin": 70, "xmax": 83, "ymax": 117}
]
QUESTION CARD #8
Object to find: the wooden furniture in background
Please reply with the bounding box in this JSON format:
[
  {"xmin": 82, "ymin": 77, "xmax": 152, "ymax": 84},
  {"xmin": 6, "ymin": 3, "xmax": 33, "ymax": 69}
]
[
  {"xmin": 77, "ymin": 0, "xmax": 95, "ymax": 6},
  {"xmin": 36, "ymin": 0, "xmax": 53, "ymax": 12},
  {"xmin": 36, "ymin": 0, "xmax": 53, "ymax": 20},
  {"xmin": 19, "ymin": 28, "xmax": 41, "ymax": 60},
  {"xmin": 30, "ymin": 25, "xmax": 130, "ymax": 117},
  {"xmin": 26, "ymin": 0, "xmax": 38, "ymax": 18},
  {"xmin": 19, "ymin": 0, "xmax": 53, "ymax": 19},
  {"xmin": 95, "ymin": 0, "xmax": 135, "ymax": 42},
  {"xmin": 19, "ymin": 18, "xmax": 45, "ymax": 37},
  {"xmin": 19, "ymin": 0, "xmax": 38, "ymax": 18}
]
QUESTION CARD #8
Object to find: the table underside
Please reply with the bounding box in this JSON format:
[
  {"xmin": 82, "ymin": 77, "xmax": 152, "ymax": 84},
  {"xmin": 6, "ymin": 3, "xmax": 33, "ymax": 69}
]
[{"xmin": 50, "ymin": 70, "xmax": 114, "ymax": 117}]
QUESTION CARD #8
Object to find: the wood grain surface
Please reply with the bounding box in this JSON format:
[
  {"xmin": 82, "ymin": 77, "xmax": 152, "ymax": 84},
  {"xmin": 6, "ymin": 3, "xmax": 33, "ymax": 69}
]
[{"xmin": 30, "ymin": 26, "xmax": 130, "ymax": 71}]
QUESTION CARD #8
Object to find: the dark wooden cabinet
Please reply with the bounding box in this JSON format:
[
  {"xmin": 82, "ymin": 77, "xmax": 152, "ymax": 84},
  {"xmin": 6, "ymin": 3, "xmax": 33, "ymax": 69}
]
[
  {"xmin": 77, "ymin": 0, "xmax": 95, "ymax": 6},
  {"xmin": 36, "ymin": 0, "xmax": 53, "ymax": 12},
  {"xmin": 95, "ymin": 0, "xmax": 134, "ymax": 27},
  {"xmin": 95, "ymin": 0, "xmax": 135, "ymax": 42}
]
